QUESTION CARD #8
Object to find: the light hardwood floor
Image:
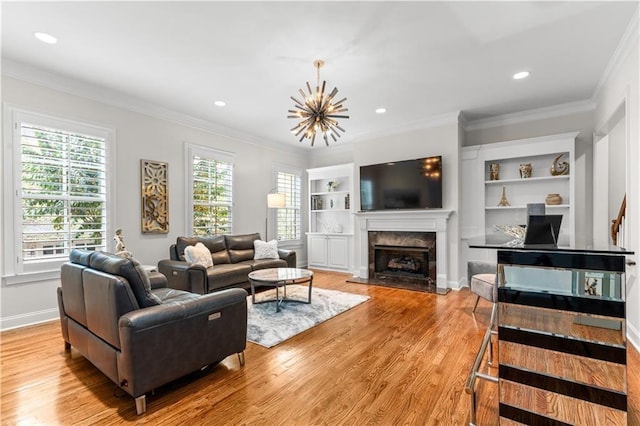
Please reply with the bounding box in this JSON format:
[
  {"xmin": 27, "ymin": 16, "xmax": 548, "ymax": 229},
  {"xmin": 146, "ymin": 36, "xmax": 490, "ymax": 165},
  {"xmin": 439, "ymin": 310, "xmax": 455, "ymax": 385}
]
[{"xmin": 2, "ymin": 270, "xmax": 640, "ymax": 425}]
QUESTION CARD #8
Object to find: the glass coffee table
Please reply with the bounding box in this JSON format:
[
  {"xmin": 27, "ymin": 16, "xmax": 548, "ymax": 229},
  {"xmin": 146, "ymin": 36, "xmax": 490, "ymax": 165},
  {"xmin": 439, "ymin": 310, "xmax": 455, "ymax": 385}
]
[{"xmin": 248, "ymin": 268, "xmax": 314, "ymax": 312}]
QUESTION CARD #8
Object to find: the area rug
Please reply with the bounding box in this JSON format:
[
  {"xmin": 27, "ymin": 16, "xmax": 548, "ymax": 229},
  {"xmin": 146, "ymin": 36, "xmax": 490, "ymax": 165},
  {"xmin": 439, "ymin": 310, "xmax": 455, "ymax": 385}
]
[{"xmin": 246, "ymin": 285, "xmax": 370, "ymax": 348}]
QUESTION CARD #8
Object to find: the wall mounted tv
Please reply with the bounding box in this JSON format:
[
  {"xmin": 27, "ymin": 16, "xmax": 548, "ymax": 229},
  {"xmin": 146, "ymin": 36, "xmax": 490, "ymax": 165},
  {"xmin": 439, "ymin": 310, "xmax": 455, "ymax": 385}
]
[{"xmin": 360, "ymin": 156, "xmax": 442, "ymax": 211}]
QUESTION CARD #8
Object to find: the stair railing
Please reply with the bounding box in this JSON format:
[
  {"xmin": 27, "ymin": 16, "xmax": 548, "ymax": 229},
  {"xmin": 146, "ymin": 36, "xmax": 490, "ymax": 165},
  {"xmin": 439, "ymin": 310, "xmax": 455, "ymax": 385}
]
[{"xmin": 611, "ymin": 195, "xmax": 626, "ymax": 246}]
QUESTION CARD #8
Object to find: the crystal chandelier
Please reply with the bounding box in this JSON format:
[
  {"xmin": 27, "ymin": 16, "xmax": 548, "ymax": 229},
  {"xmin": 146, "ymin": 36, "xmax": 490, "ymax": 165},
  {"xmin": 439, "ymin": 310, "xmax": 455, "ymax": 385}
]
[{"xmin": 288, "ymin": 59, "xmax": 349, "ymax": 146}]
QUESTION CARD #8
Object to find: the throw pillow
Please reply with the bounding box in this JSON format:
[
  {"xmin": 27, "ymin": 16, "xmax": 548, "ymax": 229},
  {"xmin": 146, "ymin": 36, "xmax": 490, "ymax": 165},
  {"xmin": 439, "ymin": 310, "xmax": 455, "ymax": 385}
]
[
  {"xmin": 254, "ymin": 239, "xmax": 279, "ymax": 260},
  {"xmin": 184, "ymin": 242, "xmax": 214, "ymax": 268}
]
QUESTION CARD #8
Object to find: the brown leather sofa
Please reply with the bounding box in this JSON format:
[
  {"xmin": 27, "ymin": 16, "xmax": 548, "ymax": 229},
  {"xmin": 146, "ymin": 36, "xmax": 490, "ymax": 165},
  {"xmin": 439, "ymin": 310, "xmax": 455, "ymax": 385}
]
[
  {"xmin": 57, "ymin": 249, "xmax": 248, "ymax": 414},
  {"xmin": 158, "ymin": 233, "xmax": 297, "ymax": 294}
]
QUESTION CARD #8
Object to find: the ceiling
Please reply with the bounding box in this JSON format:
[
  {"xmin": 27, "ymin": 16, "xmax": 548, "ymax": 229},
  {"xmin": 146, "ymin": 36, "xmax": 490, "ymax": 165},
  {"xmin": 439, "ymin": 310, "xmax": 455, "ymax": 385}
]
[{"xmin": 2, "ymin": 1, "xmax": 638, "ymax": 149}]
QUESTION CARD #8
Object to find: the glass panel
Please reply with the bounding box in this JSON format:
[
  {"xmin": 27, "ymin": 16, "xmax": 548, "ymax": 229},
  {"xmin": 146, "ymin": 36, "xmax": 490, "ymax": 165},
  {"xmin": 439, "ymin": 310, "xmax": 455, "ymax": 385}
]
[
  {"xmin": 499, "ymin": 341, "xmax": 626, "ymax": 392},
  {"xmin": 499, "ymin": 303, "xmax": 625, "ymax": 346},
  {"xmin": 500, "ymin": 380, "xmax": 626, "ymax": 425},
  {"xmin": 499, "ymin": 265, "xmax": 624, "ymax": 301}
]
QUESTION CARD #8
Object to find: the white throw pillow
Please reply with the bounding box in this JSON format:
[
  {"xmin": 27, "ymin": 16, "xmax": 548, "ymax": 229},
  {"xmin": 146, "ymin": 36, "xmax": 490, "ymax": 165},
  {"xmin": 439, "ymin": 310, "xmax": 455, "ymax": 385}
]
[
  {"xmin": 184, "ymin": 242, "xmax": 213, "ymax": 268},
  {"xmin": 254, "ymin": 239, "xmax": 279, "ymax": 260}
]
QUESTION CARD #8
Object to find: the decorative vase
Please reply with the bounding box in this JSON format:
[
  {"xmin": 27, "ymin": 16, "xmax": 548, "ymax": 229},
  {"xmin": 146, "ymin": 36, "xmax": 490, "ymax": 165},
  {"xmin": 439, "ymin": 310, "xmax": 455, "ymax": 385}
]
[
  {"xmin": 489, "ymin": 163, "xmax": 500, "ymax": 180},
  {"xmin": 550, "ymin": 154, "xmax": 569, "ymax": 176},
  {"xmin": 519, "ymin": 163, "xmax": 532, "ymax": 179},
  {"xmin": 545, "ymin": 193, "xmax": 562, "ymax": 205}
]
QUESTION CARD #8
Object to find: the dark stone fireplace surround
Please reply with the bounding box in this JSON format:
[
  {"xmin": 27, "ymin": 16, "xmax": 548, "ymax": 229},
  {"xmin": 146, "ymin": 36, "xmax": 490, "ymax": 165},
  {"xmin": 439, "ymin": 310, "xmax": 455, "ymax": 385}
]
[
  {"xmin": 355, "ymin": 209, "xmax": 453, "ymax": 294},
  {"xmin": 368, "ymin": 231, "xmax": 437, "ymax": 291}
]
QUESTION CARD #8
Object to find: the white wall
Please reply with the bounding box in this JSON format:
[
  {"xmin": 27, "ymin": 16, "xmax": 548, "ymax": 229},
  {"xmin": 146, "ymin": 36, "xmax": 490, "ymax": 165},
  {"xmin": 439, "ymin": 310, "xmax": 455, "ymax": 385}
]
[
  {"xmin": 593, "ymin": 25, "xmax": 639, "ymax": 348},
  {"xmin": 1, "ymin": 76, "xmax": 309, "ymax": 329},
  {"xmin": 350, "ymin": 121, "xmax": 462, "ymax": 287},
  {"xmin": 608, "ymin": 113, "xmax": 626, "ymax": 222}
]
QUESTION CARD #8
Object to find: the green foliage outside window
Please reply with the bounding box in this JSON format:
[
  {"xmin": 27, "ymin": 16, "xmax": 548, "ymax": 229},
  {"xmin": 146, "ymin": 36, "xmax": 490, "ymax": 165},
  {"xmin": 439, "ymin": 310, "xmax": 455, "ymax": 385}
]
[
  {"xmin": 192, "ymin": 156, "xmax": 232, "ymax": 236},
  {"xmin": 20, "ymin": 124, "xmax": 106, "ymax": 260}
]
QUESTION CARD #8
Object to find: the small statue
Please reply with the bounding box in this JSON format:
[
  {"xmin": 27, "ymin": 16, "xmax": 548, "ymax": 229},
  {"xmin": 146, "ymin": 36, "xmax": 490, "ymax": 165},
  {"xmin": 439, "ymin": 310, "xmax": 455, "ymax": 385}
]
[
  {"xmin": 550, "ymin": 154, "xmax": 569, "ymax": 176},
  {"xmin": 114, "ymin": 228, "xmax": 133, "ymax": 258},
  {"xmin": 497, "ymin": 185, "xmax": 510, "ymax": 207}
]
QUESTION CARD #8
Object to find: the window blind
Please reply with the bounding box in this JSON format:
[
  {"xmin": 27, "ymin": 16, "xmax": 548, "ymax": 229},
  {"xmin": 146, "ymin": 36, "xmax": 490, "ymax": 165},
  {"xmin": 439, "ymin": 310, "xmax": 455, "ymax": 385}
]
[
  {"xmin": 276, "ymin": 171, "xmax": 301, "ymax": 241},
  {"xmin": 20, "ymin": 122, "xmax": 107, "ymax": 262},
  {"xmin": 192, "ymin": 155, "xmax": 233, "ymax": 236}
]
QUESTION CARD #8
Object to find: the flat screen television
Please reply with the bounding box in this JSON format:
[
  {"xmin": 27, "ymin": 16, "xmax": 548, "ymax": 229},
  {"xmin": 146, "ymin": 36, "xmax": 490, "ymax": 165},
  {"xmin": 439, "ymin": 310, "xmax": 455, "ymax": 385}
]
[{"xmin": 360, "ymin": 156, "xmax": 442, "ymax": 211}]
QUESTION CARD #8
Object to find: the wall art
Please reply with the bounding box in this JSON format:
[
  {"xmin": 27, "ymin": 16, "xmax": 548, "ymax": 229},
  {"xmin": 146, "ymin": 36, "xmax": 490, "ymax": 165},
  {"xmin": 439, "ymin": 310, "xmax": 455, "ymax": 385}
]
[{"xmin": 141, "ymin": 159, "xmax": 169, "ymax": 233}]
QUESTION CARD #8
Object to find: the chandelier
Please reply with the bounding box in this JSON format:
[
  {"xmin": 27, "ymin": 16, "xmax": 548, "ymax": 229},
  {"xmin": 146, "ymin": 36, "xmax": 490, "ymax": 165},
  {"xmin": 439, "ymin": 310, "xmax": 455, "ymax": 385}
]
[{"xmin": 288, "ymin": 59, "xmax": 349, "ymax": 146}]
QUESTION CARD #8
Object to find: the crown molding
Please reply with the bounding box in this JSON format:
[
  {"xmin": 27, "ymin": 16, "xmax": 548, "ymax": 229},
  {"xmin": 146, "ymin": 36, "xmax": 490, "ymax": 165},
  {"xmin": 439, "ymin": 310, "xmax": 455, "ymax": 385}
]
[
  {"xmin": 350, "ymin": 110, "xmax": 462, "ymax": 145},
  {"xmin": 1, "ymin": 59, "xmax": 308, "ymax": 155},
  {"xmin": 591, "ymin": 5, "xmax": 639, "ymax": 103},
  {"xmin": 463, "ymin": 100, "xmax": 596, "ymax": 131}
]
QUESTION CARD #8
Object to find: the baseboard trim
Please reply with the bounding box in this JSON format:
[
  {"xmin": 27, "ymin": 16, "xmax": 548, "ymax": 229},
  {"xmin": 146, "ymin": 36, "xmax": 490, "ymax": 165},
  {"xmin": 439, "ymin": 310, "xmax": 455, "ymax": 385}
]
[
  {"xmin": 1, "ymin": 308, "xmax": 59, "ymax": 331},
  {"xmin": 627, "ymin": 320, "xmax": 640, "ymax": 352}
]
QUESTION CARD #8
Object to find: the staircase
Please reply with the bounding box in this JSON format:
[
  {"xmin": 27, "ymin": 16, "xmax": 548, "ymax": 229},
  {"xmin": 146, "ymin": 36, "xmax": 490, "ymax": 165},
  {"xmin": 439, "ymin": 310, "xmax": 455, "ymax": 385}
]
[{"xmin": 611, "ymin": 195, "xmax": 626, "ymax": 246}]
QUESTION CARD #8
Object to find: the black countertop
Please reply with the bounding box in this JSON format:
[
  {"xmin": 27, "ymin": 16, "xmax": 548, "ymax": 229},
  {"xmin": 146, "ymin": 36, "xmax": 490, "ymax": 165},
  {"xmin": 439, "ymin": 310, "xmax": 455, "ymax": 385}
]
[{"xmin": 468, "ymin": 234, "xmax": 634, "ymax": 255}]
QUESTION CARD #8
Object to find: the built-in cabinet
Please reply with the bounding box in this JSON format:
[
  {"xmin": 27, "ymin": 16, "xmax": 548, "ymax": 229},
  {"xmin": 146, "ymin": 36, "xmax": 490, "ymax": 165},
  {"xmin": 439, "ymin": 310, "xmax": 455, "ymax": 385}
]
[
  {"xmin": 306, "ymin": 163, "xmax": 354, "ymax": 271},
  {"xmin": 461, "ymin": 132, "xmax": 577, "ymax": 250}
]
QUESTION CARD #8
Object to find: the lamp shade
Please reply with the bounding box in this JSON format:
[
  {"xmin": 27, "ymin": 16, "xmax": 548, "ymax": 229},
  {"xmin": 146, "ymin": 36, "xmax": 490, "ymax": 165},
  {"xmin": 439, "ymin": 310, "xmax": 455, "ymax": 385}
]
[{"xmin": 267, "ymin": 193, "xmax": 286, "ymax": 208}]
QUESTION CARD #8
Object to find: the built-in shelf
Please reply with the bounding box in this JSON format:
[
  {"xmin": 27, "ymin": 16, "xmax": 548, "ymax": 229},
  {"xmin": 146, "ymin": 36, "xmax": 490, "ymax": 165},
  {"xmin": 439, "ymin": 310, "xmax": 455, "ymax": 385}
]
[
  {"xmin": 486, "ymin": 204, "xmax": 570, "ymax": 211},
  {"xmin": 310, "ymin": 209, "xmax": 350, "ymax": 213},
  {"xmin": 485, "ymin": 175, "xmax": 570, "ymax": 185},
  {"xmin": 307, "ymin": 163, "xmax": 355, "ymax": 272},
  {"xmin": 460, "ymin": 132, "xmax": 577, "ymax": 251},
  {"xmin": 306, "ymin": 232, "xmax": 354, "ymax": 236},
  {"xmin": 310, "ymin": 190, "xmax": 350, "ymax": 196}
]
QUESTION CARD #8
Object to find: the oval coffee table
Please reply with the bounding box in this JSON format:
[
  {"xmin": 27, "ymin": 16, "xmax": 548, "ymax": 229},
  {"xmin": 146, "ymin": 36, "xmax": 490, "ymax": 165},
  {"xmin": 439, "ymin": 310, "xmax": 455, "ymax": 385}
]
[{"xmin": 248, "ymin": 267, "xmax": 313, "ymax": 312}]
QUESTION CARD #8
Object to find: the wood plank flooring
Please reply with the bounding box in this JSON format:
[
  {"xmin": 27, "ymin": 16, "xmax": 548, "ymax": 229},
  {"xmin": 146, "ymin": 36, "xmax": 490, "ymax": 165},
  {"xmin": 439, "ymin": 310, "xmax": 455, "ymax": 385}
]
[{"xmin": 2, "ymin": 270, "xmax": 640, "ymax": 425}]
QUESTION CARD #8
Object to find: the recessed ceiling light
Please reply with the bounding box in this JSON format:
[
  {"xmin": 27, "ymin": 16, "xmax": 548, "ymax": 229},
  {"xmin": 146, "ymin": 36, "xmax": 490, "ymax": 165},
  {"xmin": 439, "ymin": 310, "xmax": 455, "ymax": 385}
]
[
  {"xmin": 375, "ymin": 108, "xmax": 387, "ymax": 114},
  {"xmin": 34, "ymin": 32, "xmax": 57, "ymax": 44},
  {"xmin": 214, "ymin": 100, "xmax": 226, "ymax": 107},
  {"xmin": 513, "ymin": 71, "xmax": 530, "ymax": 80}
]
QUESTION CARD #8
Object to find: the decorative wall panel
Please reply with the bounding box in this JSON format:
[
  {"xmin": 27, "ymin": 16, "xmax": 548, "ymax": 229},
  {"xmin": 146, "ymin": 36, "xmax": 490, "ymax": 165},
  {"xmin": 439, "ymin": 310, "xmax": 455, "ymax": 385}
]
[{"xmin": 141, "ymin": 160, "xmax": 169, "ymax": 233}]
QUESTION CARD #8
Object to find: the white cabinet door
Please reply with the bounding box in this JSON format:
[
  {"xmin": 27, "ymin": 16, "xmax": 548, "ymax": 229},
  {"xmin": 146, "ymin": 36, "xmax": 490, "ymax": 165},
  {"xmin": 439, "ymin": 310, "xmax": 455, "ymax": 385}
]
[
  {"xmin": 308, "ymin": 235, "xmax": 328, "ymax": 266},
  {"xmin": 327, "ymin": 236, "xmax": 348, "ymax": 269}
]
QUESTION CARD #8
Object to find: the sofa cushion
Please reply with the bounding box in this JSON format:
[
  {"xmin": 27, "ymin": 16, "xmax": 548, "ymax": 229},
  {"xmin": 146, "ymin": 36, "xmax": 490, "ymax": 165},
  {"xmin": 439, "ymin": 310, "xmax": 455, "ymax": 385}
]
[
  {"xmin": 184, "ymin": 242, "xmax": 214, "ymax": 268},
  {"xmin": 89, "ymin": 251, "xmax": 162, "ymax": 308},
  {"xmin": 249, "ymin": 258, "xmax": 288, "ymax": 271},
  {"xmin": 254, "ymin": 239, "xmax": 279, "ymax": 260},
  {"xmin": 206, "ymin": 263, "xmax": 252, "ymax": 291},
  {"xmin": 226, "ymin": 233, "xmax": 260, "ymax": 263},
  {"xmin": 176, "ymin": 236, "xmax": 229, "ymax": 264}
]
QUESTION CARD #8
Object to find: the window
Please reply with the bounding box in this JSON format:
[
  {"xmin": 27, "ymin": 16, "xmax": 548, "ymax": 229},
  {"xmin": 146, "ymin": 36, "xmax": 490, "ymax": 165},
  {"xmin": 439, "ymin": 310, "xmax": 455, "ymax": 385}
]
[
  {"xmin": 274, "ymin": 167, "xmax": 301, "ymax": 242},
  {"xmin": 186, "ymin": 144, "xmax": 234, "ymax": 236},
  {"xmin": 5, "ymin": 109, "xmax": 113, "ymax": 276}
]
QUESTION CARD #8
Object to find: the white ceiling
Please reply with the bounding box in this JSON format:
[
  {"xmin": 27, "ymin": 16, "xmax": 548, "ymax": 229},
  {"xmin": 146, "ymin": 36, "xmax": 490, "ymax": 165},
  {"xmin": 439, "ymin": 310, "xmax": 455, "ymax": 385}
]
[{"xmin": 2, "ymin": 1, "xmax": 638, "ymax": 149}]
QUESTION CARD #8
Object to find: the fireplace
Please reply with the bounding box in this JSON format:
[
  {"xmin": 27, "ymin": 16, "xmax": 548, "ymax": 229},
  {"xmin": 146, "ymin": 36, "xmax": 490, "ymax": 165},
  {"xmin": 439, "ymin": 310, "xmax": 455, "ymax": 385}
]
[
  {"xmin": 368, "ymin": 231, "xmax": 436, "ymax": 291},
  {"xmin": 355, "ymin": 209, "xmax": 452, "ymax": 294},
  {"xmin": 374, "ymin": 245, "xmax": 432, "ymax": 283}
]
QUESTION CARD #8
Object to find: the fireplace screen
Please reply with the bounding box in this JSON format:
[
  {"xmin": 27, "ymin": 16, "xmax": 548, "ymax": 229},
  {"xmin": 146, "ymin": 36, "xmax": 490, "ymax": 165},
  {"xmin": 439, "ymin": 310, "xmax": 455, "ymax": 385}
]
[{"xmin": 374, "ymin": 245, "xmax": 430, "ymax": 282}]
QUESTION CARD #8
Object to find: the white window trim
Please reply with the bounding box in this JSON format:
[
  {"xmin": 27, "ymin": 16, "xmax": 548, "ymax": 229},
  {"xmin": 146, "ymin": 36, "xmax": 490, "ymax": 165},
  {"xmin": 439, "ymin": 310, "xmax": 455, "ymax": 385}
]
[
  {"xmin": 272, "ymin": 163, "xmax": 303, "ymax": 246},
  {"xmin": 184, "ymin": 143, "xmax": 235, "ymax": 235},
  {"xmin": 2, "ymin": 105, "xmax": 116, "ymax": 283}
]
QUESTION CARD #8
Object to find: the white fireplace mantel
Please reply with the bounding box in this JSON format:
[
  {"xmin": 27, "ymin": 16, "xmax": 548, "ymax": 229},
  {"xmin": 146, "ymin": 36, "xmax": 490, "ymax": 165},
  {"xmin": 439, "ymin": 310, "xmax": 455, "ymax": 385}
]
[{"xmin": 354, "ymin": 210, "xmax": 453, "ymax": 293}]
